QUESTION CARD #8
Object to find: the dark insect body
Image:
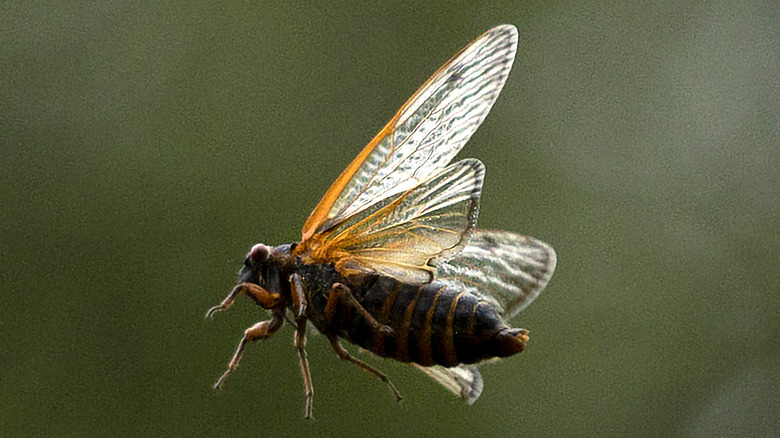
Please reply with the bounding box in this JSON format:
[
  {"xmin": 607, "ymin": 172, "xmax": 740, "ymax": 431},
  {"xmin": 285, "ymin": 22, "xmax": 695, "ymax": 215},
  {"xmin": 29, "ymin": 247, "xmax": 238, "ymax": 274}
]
[
  {"xmin": 206, "ymin": 25, "xmax": 556, "ymax": 419},
  {"xmin": 298, "ymin": 253, "xmax": 528, "ymax": 367}
]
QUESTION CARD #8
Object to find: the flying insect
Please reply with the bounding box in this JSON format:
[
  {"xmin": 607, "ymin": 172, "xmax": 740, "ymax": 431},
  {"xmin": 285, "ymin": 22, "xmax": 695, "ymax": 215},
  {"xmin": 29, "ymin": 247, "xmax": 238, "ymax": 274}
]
[{"xmin": 206, "ymin": 24, "xmax": 557, "ymax": 419}]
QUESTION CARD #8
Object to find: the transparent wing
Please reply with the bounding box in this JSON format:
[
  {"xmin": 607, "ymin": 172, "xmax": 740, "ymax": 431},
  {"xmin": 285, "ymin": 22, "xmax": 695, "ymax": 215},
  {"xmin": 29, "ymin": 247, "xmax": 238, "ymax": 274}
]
[
  {"xmin": 413, "ymin": 364, "xmax": 483, "ymax": 405},
  {"xmin": 301, "ymin": 25, "xmax": 517, "ymax": 241},
  {"xmin": 298, "ymin": 159, "xmax": 484, "ymax": 284},
  {"xmin": 435, "ymin": 230, "xmax": 557, "ymax": 320}
]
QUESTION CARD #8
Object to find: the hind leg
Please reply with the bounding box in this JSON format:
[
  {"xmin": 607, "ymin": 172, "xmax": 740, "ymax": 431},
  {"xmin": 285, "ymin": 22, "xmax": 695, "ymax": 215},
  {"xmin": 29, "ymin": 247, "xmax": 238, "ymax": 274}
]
[
  {"xmin": 328, "ymin": 337, "xmax": 402, "ymax": 403},
  {"xmin": 324, "ymin": 283, "xmax": 393, "ymax": 336}
]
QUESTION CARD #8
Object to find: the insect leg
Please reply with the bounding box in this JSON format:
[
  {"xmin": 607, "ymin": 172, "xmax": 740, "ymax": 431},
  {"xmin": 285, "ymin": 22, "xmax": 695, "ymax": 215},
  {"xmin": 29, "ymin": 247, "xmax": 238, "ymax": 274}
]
[
  {"xmin": 205, "ymin": 284, "xmax": 243, "ymax": 319},
  {"xmin": 289, "ymin": 273, "xmax": 307, "ymax": 320},
  {"xmin": 294, "ymin": 322, "xmax": 314, "ymax": 419},
  {"xmin": 205, "ymin": 283, "xmax": 281, "ymax": 318},
  {"xmin": 325, "ymin": 283, "xmax": 393, "ymax": 335},
  {"xmin": 328, "ymin": 337, "xmax": 402, "ymax": 403},
  {"xmin": 213, "ymin": 313, "xmax": 284, "ymax": 389}
]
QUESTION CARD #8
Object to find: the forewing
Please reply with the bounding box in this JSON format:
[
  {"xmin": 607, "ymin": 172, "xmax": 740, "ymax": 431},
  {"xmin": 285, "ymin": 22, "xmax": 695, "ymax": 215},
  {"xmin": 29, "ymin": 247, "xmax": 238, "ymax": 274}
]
[
  {"xmin": 413, "ymin": 364, "xmax": 483, "ymax": 405},
  {"xmin": 305, "ymin": 159, "xmax": 484, "ymax": 284},
  {"xmin": 301, "ymin": 25, "xmax": 517, "ymax": 241},
  {"xmin": 435, "ymin": 230, "xmax": 557, "ymax": 320}
]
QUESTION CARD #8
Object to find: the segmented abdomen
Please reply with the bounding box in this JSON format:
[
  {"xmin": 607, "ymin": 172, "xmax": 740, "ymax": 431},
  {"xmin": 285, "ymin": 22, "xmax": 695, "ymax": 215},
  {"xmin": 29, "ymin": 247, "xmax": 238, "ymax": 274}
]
[{"xmin": 346, "ymin": 277, "xmax": 519, "ymax": 367}]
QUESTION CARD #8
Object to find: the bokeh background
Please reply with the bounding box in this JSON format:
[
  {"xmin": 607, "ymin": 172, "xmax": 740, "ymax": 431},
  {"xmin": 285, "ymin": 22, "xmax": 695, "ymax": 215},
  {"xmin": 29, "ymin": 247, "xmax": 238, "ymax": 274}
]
[{"xmin": 3, "ymin": 1, "xmax": 778, "ymax": 436}]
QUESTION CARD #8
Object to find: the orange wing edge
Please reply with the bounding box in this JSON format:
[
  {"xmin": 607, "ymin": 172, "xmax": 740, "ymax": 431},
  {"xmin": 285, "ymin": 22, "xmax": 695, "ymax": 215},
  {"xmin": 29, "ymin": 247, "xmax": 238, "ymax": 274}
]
[{"xmin": 299, "ymin": 38, "xmax": 477, "ymax": 243}]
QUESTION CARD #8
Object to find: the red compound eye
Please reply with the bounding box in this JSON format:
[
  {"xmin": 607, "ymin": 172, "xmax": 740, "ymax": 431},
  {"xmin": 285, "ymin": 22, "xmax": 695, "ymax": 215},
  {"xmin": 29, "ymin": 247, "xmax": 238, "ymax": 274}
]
[{"xmin": 249, "ymin": 243, "xmax": 269, "ymax": 262}]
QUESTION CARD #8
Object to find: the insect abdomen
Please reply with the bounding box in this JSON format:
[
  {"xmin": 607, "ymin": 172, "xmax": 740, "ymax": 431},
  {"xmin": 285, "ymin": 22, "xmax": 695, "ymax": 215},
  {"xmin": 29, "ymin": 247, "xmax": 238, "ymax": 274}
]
[{"xmin": 352, "ymin": 278, "xmax": 526, "ymax": 367}]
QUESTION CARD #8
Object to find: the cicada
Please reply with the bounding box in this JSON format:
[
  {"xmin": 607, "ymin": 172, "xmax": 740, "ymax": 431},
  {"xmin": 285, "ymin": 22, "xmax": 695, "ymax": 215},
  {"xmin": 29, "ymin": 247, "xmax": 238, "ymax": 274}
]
[{"xmin": 206, "ymin": 24, "xmax": 556, "ymax": 419}]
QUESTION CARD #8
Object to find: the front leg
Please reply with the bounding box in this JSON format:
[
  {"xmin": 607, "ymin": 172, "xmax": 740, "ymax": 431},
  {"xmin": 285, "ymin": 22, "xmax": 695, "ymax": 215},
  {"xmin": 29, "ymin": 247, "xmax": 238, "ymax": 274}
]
[{"xmin": 205, "ymin": 283, "xmax": 281, "ymax": 319}]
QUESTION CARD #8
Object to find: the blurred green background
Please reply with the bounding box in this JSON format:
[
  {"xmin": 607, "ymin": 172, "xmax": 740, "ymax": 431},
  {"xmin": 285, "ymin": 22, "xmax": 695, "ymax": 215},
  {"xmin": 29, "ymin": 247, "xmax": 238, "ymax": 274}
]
[{"xmin": 3, "ymin": 1, "xmax": 778, "ymax": 436}]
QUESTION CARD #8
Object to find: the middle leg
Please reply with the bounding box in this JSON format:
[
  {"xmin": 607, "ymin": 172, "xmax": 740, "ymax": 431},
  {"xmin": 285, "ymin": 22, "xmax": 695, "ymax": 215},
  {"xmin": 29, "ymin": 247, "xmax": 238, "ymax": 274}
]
[
  {"xmin": 213, "ymin": 313, "xmax": 283, "ymax": 389},
  {"xmin": 294, "ymin": 322, "xmax": 314, "ymax": 419}
]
